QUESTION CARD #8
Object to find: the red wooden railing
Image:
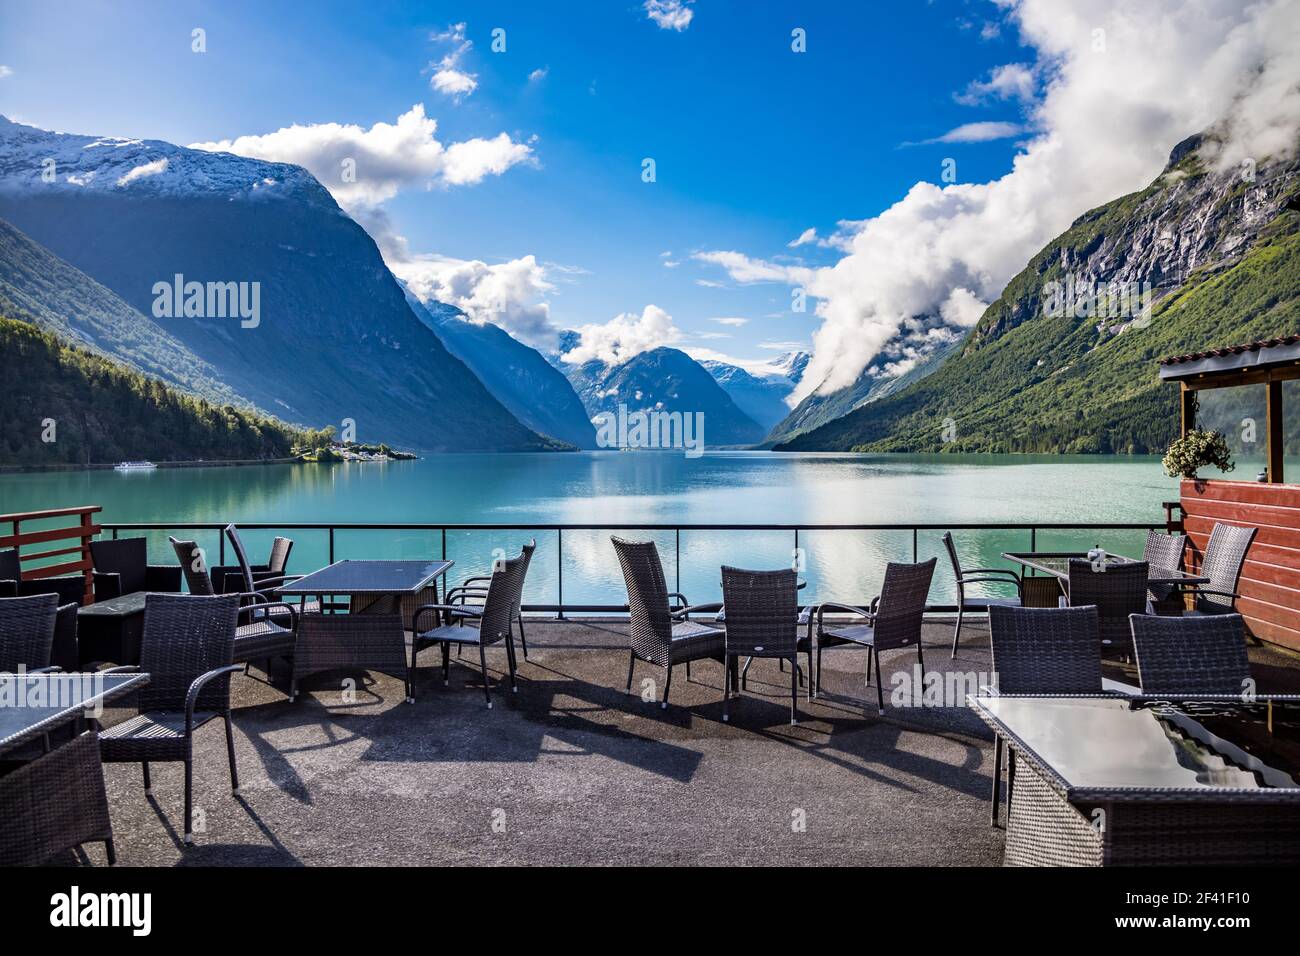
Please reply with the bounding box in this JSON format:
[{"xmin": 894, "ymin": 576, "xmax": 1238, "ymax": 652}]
[{"xmin": 0, "ymin": 505, "xmax": 102, "ymax": 605}]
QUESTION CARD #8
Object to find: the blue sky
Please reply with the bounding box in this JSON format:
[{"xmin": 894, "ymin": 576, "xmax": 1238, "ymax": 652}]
[{"xmin": 2, "ymin": 0, "xmax": 1037, "ymax": 368}]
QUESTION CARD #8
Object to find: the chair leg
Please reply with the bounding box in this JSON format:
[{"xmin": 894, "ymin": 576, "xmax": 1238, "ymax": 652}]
[
  {"xmin": 790, "ymin": 655, "xmax": 798, "ymax": 725},
  {"xmin": 916, "ymin": 639, "xmax": 925, "ymax": 675},
  {"xmin": 951, "ymin": 606, "xmax": 964, "ymax": 658},
  {"xmin": 142, "ymin": 761, "xmax": 152, "ymax": 795},
  {"xmin": 990, "ymin": 735, "xmax": 1003, "ymax": 827},
  {"xmin": 865, "ymin": 646, "xmax": 872, "ymax": 684},
  {"xmin": 815, "ymin": 646, "xmax": 823, "ymax": 698},
  {"xmin": 873, "ymin": 648, "xmax": 885, "ymax": 715},
  {"xmin": 662, "ymin": 664, "xmax": 673, "ymax": 709},
  {"xmin": 506, "ymin": 636, "xmax": 518, "ymax": 693},
  {"xmin": 224, "ymin": 714, "xmax": 240, "ymax": 793},
  {"xmin": 686, "ymin": 660, "xmax": 691, "ymax": 681},
  {"xmin": 479, "ymin": 644, "xmax": 492, "ymax": 709},
  {"xmin": 442, "ymin": 642, "xmax": 451, "ymax": 685},
  {"xmin": 517, "ymin": 612, "xmax": 528, "ymax": 660},
  {"xmin": 722, "ymin": 654, "xmax": 730, "ymax": 722},
  {"xmin": 104, "ymin": 837, "xmax": 116, "ymax": 866},
  {"xmin": 183, "ymin": 748, "xmax": 194, "ymax": 844},
  {"xmin": 625, "ymin": 651, "xmax": 636, "ymax": 692}
]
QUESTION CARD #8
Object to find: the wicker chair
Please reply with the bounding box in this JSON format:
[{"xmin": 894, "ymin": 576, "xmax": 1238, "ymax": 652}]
[
  {"xmin": 1130, "ymin": 612, "xmax": 1251, "ymax": 696},
  {"xmin": 0, "ymin": 547, "xmax": 85, "ymax": 606},
  {"xmin": 212, "ymin": 535, "xmax": 295, "ymax": 595},
  {"xmin": 815, "ymin": 558, "xmax": 936, "ymax": 715},
  {"xmin": 169, "ymin": 537, "xmax": 297, "ymax": 673},
  {"xmin": 1065, "ymin": 558, "xmax": 1148, "ymax": 656},
  {"xmin": 444, "ymin": 540, "xmax": 536, "ymax": 659},
  {"xmin": 611, "ymin": 536, "xmax": 727, "ymax": 710},
  {"xmin": 1142, "ymin": 529, "xmax": 1187, "ymax": 606},
  {"xmin": 99, "ymin": 593, "xmax": 243, "ymax": 844},
  {"xmin": 1186, "ymin": 524, "xmax": 1257, "ymax": 616},
  {"xmin": 943, "ymin": 531, "xmax": 1022, "ymax": 657},
  {"xmin": 0, "ymin": 593, "xmax": 59, "ymax": 673},
  {"xmin": 89, "ymin": 538, "xmax": 182, "ymax": 600},
  {"xmin": 720, "ymin": 567, "xmax": 801, "ymax": 725},
  {"xmin": 409, "ymin": 547, "xmax": 527, "ymax": 707},
  {"xmin": 987, "ymin": 604, "xmax": 1102, "ymax": 826}
]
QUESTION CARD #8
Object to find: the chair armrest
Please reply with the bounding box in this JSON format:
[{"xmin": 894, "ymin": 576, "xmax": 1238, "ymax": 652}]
[
  {"xmin": 962, "ymin": 568, "xmax": 1021, "ymax": 581},
  {"xmin": 92, "ymin": 570, "xmax": 123, "ymax": 600},
  {"xmin": 100, "ymin": 665, "xmax": 141, "ymax": 674},
  {"xmin": 185, "ymin": 664, "xmax": 244, "ymax": 730},
  {"xmin": 446, "ymin": 586, "xmax": 489, "ymax": 603},
  {"xmin": 672, "ymin": 601, "xmax": 722, "ymax": 621},
  {"xmin": 458, "ymin": 576, "xmax": 494, "ymax": 588},
  {"xmin": 958, "ymin": 576, "xmax": 1023, "ymax": 589},
  {"xmin": 816, "ymin": 601, "xmax": 876, "ymax": 630},
  {"xmin": 31, "ymin": 665, "xmax": 62, "ymax": 674},
  {"xmin": 241, "ymin": 599, "xmax": 299, "ymax": 627},
  {"xmin": 145, "ymin": 564, "xmax": 183, "ymax": 593},
  {"xmin": 1192, "ymin": 588, "xmax": 1239, "ymax": 599},
  {"xmin": 412, "ymin": 603, "xmax": 465, "ymax": 633}
]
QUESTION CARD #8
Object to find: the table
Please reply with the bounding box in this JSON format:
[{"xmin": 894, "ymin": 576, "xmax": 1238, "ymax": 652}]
[
  {"xmin": 278, "ymin": 560, "xmax": 454, "ymax": 703},
  {"xmin": 969, "ymin": 694, "xmax": 1300, "ymax": 866},
  {"xmin": 1000, "ymin": 551, "xmax": 1210, "ymax": 609},
  {"xmin": 0, "ymin": 672, "xmax": 149, "ymax": 865},
  {"xmin": 76, "ymin": 591, "xmax": 149, "ymax": 667}
]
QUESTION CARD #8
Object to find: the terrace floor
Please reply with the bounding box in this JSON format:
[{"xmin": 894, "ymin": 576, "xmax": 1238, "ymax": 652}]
[{"xmin": 60, "ymin": 617, "xmax": 1300, "ymax": 867}]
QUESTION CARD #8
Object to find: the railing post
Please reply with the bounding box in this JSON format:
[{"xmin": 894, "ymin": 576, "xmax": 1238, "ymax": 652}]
[
  {"xmin": 912, "ymin": 527, "xmax": 918, "ymax": 563},
  {"xmin": 218, "ymin": 533, "xmax": 225, "ymax": 566},
  {"xmin": 1029, "ymin": 527, "xmax": 1036, "ymax": 576},
  {"xmin": 328, "ymin": 527, "xmax": 335, "ymax": 565},
  {"xmin": 441, "ymin": 528, "xmax": 447, "ymax": 560},
  {"xmin": 556, "ymin": 529, "xmax": 564, "ymax": 620},
  {"xmin": 675, "ymin": 528, "xmax": 680, "ymax": 597},
  {"xmin": 79, "ymin": 511, "xmax": 95, "ymax": 605}
]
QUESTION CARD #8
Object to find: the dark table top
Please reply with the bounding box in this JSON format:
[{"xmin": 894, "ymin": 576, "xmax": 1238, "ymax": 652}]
[
  {"xmin": 970, "ymin": 694, "xmax": 1300, "ymax": 803},
  {"xmin": 0, "ymin": 672, "xmax": 149, "ymax": 756},
  {"xmin": 77, "ymin": 590, "xmax": 149, "ymax": 617},
  {"xmin": 1001, "ymin": 551, "xmax": 1210, "ymax": 587},
  {"xmin": 278, "ymin": 559, "xmax": 454, "ymax": 596}
]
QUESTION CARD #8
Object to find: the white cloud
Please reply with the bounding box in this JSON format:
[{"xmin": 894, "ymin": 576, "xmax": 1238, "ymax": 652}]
[
  {"xmin": 980, "ymin": 22, "xmax": 1002, "ymax": 41},
  {"xmin": 695, "ymin": 0, "xmax": 1300, "ymax": 407},
  {"xmin": 528, "ymin": 67, "xmax": 549, "ymax": 83},
  {"xmin": 711, "ymin": 317, "xmax": 749, "ymax": 327},
  {"xmin": 692, "ymin": 250, "xmax": 813, "ymax": 285},
  {"xmin": 789, "ymin": 227, "xmax": 819, "ymax": 247},
  {"xmin": 0, "ymin": 66, "xmax": 12, "ymax": 79},
  {"xmin": 562, "ymin": 305, "xmax": 681, "ymax": 365},
  {"xmin": 644, "ymin": 0, "xmax": 693, "ymax": 31},
  {"xmin": 190, "ymin": 105, "xmax": 531, "ymax": 210},
  {"xmin": 115, "ymin": 157, "xmax": 168, "ymax": 186},
  {"xmin": 429, "ymin": 22, "xmax": 478, "ymax": 99},
  {"xmin": 955, "ymin": 62, "xmax": 1037, "ymax": 105},
  {"xmin": 916, "ymin": 121, "xmax": 1025, "ymax": 144}
]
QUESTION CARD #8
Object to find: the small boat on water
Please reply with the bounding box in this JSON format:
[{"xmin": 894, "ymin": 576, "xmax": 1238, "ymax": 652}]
[{"xmin": 114, "ymin": 460, "xmax": 157, "ymax": 472}]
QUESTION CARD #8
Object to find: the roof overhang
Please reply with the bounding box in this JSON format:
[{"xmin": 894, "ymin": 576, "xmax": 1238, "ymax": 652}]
[{"xmin": 1159, "ymin": 338, "xmax": 1300, "ymax": 385}]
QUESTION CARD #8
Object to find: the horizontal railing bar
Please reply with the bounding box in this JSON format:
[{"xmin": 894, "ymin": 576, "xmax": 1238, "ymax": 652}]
[
  {"xmin": 519, "ymin": 603, "xmax": 964, "ymax": 614},
  {"xmin": 98, "ymin": 521, "xmax": 1162, "ymax": 531}
]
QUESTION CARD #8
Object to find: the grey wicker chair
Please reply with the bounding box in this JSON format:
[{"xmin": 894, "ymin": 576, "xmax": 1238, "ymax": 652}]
[
  {"xmin": 0, "ymin": 547, "xmax": 85, "ymax": 606},
  {"xmin": 815, "ymin": 558, "xmax": 936, "ymax": 715},
  {"xmin": 443, "ymin": 540, "xmax": 536, "ymax": 660},
  {"xmin": 1065, "ymin": 558, "xmax": 1149, "ymax": 656},
  {"xmin": 169, "ymin": 537, "xmax": 298, "ymax": 673},
  {"xmin": 943, "ymin": 531, "xmax": 1022, "ymax": 657},
  {"xmin": 1186, "ymin": 524, "xmax": 1257, "ymax": 616},
  {"xmin": 0, "ymin": 593, "xmax": 59, "ymax": 673},
  {"xmin": 99, "ymin": 593, "xmax": 243, "ymax": 845},
  {"xmin": 89, "ymin": 537, "xmax": 182, "ymax": 600},
  {"xmin": 210, "ymin": 535, "xmax": 293, "ymax": 595},
  {"xmin": 1130, "ymin": 612, "xmax": 1251, "ymax": 696},
  {"xmin": 1142, "ymin": 529, "xmax": 1187, "ymax": 607},
  {"xmin": 224, "ymin": 525, "xmax": 316, "ymax": 608},
  {"xmin": 720, "ymin": 567, "xmax": 801, "ymax": 725},
  {"xmin": 986, "ymin": 604, "xmax": 1102, "ymax": 826},
  {"xmin": 611, "ymin": 536, "xmax": 727, "ymax": 709},
  {"xmin": 409, "ymin": 547, "xmax": 527, "ymax": 707}
]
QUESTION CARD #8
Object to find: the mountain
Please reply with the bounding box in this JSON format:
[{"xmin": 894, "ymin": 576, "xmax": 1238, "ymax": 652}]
[
  {"xmin": 0, "ymin": 217, "xmax": 251, "ymax": 409},
  {"xmin": 564, "ymin": 347, "xmax": 767, "ymax": 446},
  {"xmin": 0, "ymin": 116, "xmax": 556, "ymax": 452},
  {"xmin": 404, "ymin": 293, "xmax": 594, "ymax": 448},
  {"xmin": 765, "ymin": 338, "xmax": 958, "ymax": 444},
  {"xmin": 0, "ymin": 317, "xmax": 302, "ymax": 465},
  {"xmin": 777, "ymin": 132, "xmax": 1300, "ymax": 454},
  {"xmin": 699, "ymin": 351, "xmax": 808, "ymax": 431}
]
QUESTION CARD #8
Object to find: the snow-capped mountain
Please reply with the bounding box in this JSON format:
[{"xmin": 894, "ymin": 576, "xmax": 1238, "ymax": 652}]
[{"xmin": 699, "ymin": 351, "xmax": 809, "ymax": 431}]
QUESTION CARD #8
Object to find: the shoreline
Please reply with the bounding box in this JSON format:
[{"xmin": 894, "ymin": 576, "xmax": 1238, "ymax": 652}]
[{"xmin": 0, "ymin": 457, "xmax": 303, "ymax": 474}]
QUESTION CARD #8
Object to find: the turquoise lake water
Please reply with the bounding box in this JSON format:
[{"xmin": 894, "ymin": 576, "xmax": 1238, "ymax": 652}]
[{"xmin": 0, "ymin": 452, "xmax": 1205, "ymax": 608}]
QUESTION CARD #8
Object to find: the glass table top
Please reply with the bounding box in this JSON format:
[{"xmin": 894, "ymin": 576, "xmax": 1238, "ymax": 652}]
[
  {"xmin": 971, "ymin": 695, "xmax": 1300, "ymax": 799},
  {"xmin": 0, "ymin": 672, "xmax": 149, "ymax": 755},
  {"xmin": 1001, "ymin": 551, "xmax": 1210, "ymax": 585},
  {"xmin": 278, "ymin": 559, "xmax": 454, "ymax": 595}
]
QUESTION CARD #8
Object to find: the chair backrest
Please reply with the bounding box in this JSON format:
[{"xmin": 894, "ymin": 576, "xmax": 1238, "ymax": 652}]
[
  {"xmin": 169, "ymin": 537, "xmax": 215, "ymax": 596},
  {"xmin": 1143, "ymin": 530, "xmax": 1186, "ymax": 572},
  {"xmin": 0, "ymin": 593, "xmax": 59, "ymax": 672},
  {"xmin": 721, "ymin": 566, "xmax": 799, "ymax": 657},
  {"xmin": 0, "ymin": 548, "xmax": 20, "ymax": 584},
  {"xmin": 1198, "ymin": 524, "xmax": 1258, "ymax": 612},
  {"xmin": 1131, "ymin": 613, "xmax": 1251, "ymax": 696},
  {"xmin": 224, "ymin": 524, "xmax": 257, "ymax": 595},
  {"xmin": 1066, "ymin": 559, "xmax": 1148, "ymax": 647},
  {"xmin": 989, "ymin": 605, "xmax": 1102, "ymax": 695},
  {"xmin": 873, "ymin": 558, "xmax": 936, "ymax": 650},
  {"xmin": 612, "ymin": 537, "xmax": 674, "ymax": 665},
  {"xmin": 89, "ymin": 537, "xmax": 148, "ymax": 595},
  {"xmin": 137, "ymin": 593, "xmax": 240, "ymax": 712},
  {"xmin": 476, "ymin": 549, "xmax": 527, "ymax": 646},
  {"xmin": 267, "ymin": 537, "xmax": 294, "ymax": 576},
  {"xmin": 515, "ymin": 539, "xmax": 537, "ymax": 616},
  {"xmin": 941, "ymin": 532, "xmax": 965, "ymax": 595}
]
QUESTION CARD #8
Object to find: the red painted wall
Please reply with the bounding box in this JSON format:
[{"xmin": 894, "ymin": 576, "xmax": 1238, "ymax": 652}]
[{"xmin": 1180, "ymin": 479, "xmax": 1300, "ymax": 649}]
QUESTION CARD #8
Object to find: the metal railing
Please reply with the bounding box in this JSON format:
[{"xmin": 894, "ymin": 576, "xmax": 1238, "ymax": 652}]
[{"xmin": 99, "ymin": 520, "xmax": 1169, "ymax": 616}]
